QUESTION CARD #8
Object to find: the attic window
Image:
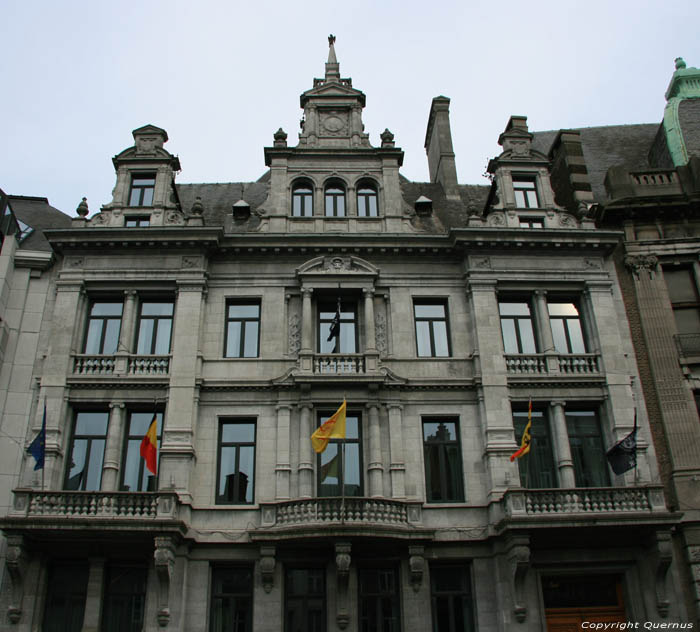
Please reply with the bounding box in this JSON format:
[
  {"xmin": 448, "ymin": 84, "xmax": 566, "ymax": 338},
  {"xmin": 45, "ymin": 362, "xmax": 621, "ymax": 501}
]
[
  {"xmin": 17, "ymin": 219, "xmax": 34, "ymax": 242},
  {"xmin": 129, "ymin": 174, "xmax": 156, "ymax": 207},
  {"xmin": 513, "ymin": 176, "xmax": 539, "ymax": 208},
  {"xmin": 125, "ymin": 216, "xmax": 150, "ymax": 227}
]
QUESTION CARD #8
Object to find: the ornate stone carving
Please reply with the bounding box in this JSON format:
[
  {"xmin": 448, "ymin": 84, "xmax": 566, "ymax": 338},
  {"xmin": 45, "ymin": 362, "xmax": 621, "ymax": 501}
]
[
  {"xmin": 325, "ymin": 256, "xmax": 353, "ymax": 272},
  {"xmin": 624, "ymin": 254, "xmax": 658, "ymax": 279},
  {"xmin": 375, "ymin": 312, "xmax": 387, "ymax": 355},
  {"xmin": 76, "ymin": 197, "xmax": 89, "ymax": 217},
  {"xmin": 506, "ymin": 535, "xmax": 530, "ymax": 623},
  {"xmin": 165, "ymin": 211, "xmax": 185, "ymax": 226},
  {"xmin": 5, "ymin": 535, "xmax": 26, "ymax": 624},
  {"xmin": 154, "ymin": 536, "xmax": 176, "ymax": 627},
  {"xmin": 91, "ymin": 213, "xmax": 107, "ymax": 226},
  {"xmin": 288, "ymin": 313, "xmax": 301, "ymax": 354},
  {"xmin": 408, "ymin": 546, "xmax": 425, "ymax": 592},
  {"xmin": 182, "ymin": 256, "xmax": 201, "ymax": 269},
  {"xmin": 473, "ymin": 257, "xmax": 491, "ymax": 269},
  {"xmin": 259, "ymin": 546, "xmax": 276, "ymax": 593},
  {"xmin": 335, "ymin": 542, "xmax": 352, "ymax": 629},
  {"xmin": 653, "ymin": 531, "xmax": 673, "ymax": 617},
  {"xmin": 488, "ymin": 212, "xmax": 505, "ymax": 227},
  {"xmin": 559, "ymin": 213, "xmax": 576, "ymax": 227}
]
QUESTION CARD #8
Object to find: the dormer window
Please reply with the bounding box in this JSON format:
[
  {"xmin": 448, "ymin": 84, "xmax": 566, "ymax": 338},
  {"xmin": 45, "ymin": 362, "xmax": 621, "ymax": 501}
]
[
  {"xmin": 357, "ymin": 183, "xmax": 378, "ymax": 217},
  {"xmin": 519, "ymin": 217, "xmax": 544, "ymax": 229},
  {"xmin": 129, "ymin": 174, "xmax": 156, "ymax": 207},
  {"xmin": 324, "ymin": 182, "xmax": 346, "ymax": 217},
  {"xmin": 292, "ymin": 182, "xmax": 314, "ymax": 217},
  {"xmin": 513, "ymin": 176, "xmax": 539, "ymax": 208},
  {"xmin": 125, "ymin": 216, "xmax": 150, "ymax": 227}
]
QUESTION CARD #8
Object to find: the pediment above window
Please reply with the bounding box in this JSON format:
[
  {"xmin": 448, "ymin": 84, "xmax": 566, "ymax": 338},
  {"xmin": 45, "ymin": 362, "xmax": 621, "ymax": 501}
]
[{"xmin": 296, "ymin": 255, "xmax": 379, "ymax": 284}]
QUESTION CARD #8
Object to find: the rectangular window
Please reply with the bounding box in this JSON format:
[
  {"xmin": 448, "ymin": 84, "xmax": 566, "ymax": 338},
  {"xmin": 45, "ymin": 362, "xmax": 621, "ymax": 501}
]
[
  {"xmin": 566, "ymin": 410, "xmax": 609, "ymax": 487},
  {"xmin": 65, "ymin": 411, "xmax": 109, "ymax": 491},
  {"xmin": 414, "ymin": 300, "xmax": 450, "ymax": 357},
  {"xmin": 285, "ymin": 568, "xmax": 325, "ymax": 632},
  {"xmin": 318, "ymin": 301, "xmax": 357, "ymax": 354},
  {"xmin": 84, "ymin": 301, "xmax": 123, "ymax": 354},
  {"xmin": 136, "ymin": 301, "xmax": 174, "ymax": 354},
  {"xmin": 128, "ymin": 174, "xmax": 155, "ymax": 207},
  {"xmin": 217, "ymin": 421, "xmax": 255, "ymax": 504},
  {"xmin": 513, "ymin": 176, "xmax": 539, "ymax": 208},
  {"xmin": 210, "ymin": 567, "xmax": 253, "ymax": 632},
  {"xmin": 513, "ymin": 407, "xmax": 556, "ymax": 488},
  {"xmin": 43, "ymin": 564, "xmax": 88, "ymax": 632},
  {"xmin": 121, "ymin": 412, "xmax": 162, "ymax": 491},
  {"xmin": 548, "ymin": 302, "xmax": 586, "ymax": 353},
  {"xmin": 423, "ymin": 419, "xmax": 464, "ymax": 502},
  {"xmin": 225, "ymin": 301, "xmax": 260, "ymax": 358},
  {"xmin": 125, "ymin": 216, "xmax": 150, "ymax": 227},
  {"xmin": 102, "ymin": 566, "xmax": 147, "ymax": 632},
  {"xmin": 519, "ymin": 217, "xmax": 544, "ymax": 228},
  {"xmin": 430, "ymin": 565, "xmax": 476, "ymax": 632},
  {"xmin": 318, "ymin": 411, "xmax": 362, "ymax": 497},
  {"xmin": 665, "ymin": 267, "xmax": 700, "ymax": 335},
  {"xmin": 358, "ymin": 568, "xmax": 401, "ymax": 632},
  {"xmin": 499, "ymin": 301, "xmax": 536, "ymax": 354}
]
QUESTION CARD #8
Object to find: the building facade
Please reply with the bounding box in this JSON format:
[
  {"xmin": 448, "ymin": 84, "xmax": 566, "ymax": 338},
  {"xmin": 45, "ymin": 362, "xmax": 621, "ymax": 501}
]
[{"xmin": 0, "ymin": 42, "xmax": 693, "ymax": 631}]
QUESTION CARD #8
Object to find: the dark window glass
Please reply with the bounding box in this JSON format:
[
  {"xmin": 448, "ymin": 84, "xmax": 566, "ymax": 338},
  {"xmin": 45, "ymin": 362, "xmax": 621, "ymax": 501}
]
[
  {"xmin": 84, "ymin": 301, "xmax": 123, "ymax": 354},
  {"xmin": 423, "ymin": 419, "xmax": 464, "ymax": 502},
  {"xmin": 292, "ymin": 183, "xmax": 314, "ymax": 217},
  {"xmin": 217, "ymin": 421, "xmax": 255, "ymax": 504},
  {"xmin": 121, "ymin": 412, "xmax": 162, "ymax": 492},
  {"xmin": 513, "ymin": 176, "xmax": 539, "ymax": 208},
  {"xmin": 125, "ymin": 216, "xmax": 150, "ymax": 227},
  {"xmin": 324, "ymin": 184, "xmax": 346, "ymax": 217},
  {"xmin": 542, "ymin": 575, "xmax": 622, "ymax": 608},
  {"xmin": 566, "ymin": 410, "xmax": 609, "ymax": 487},
  {"xmin": 519, "ymin": 217, "xmax": 544, "ymax": 228},
  {"xmin": 210, "ymin": 567, "xmax": 253, "ymax": 632},
  {"xmin": 65, "ymin": 411, "xmax": 109, "ymax": 491},
  {"xmin": 414, "ymin": 301, "xmax": 450, "ymax": 357},
  {"xmin": 513, "ymin": 408, "xmax": 556, "ymax": 488},
  {"xmin": 285, "ymin": 568, "xmax": 325, "ymax": 632},
  {"xmin": 318, "ymin": 413, "xmax": 362, "ymax": 497},
  {"xmin": 225, "ymin": 301, "xmax": 260, "ymax": 358},
  {"xmin": 430, "ymin": 565, "xmax": 476, "ymax": 632},
  {"xmin": 43, "ymin": 565, "xmax": 88, "ymax": 632},
  {"xmin": 548, "ymin": 302, "xmax": 586, "ymax": 353},
  {"xmin": 664, "ymin": 267, "xmax": 700, "ymax": 335},
  {"xmin": 358, "ymin": 568, "xmax": 401, "ymax": 632},
  {"xmin": 102, "ymin": 566, "xmax": 147, "ymax": 632},
  {"xmin": 499, "ymin": 302, "xmax": 536, "ymax": 353},
  {"xmin": 318, "ymin": 301, "xmax": 356, "ymax": 354},
  {"xmin": 357, "ymin": 185, "xmax": 378, "ymax": 217},
  {"xmin": 129, "ymin": 174, "xmax": 155, "ymax": 207},
  {"xmin": 136, "ymin": 301, "xmax": 174, "ymax": 354}
]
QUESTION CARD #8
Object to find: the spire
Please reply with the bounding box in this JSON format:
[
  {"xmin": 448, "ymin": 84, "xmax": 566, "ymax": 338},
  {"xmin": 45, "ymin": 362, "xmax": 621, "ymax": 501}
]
[{"xmin": 325, "ymin": 34, "xmax": 340, "ymax": 83}]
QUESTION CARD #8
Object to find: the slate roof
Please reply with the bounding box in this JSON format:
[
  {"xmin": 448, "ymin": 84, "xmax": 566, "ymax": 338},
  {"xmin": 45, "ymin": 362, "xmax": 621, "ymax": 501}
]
[
  {"xmin": 176, "ymin": 181, "xmax": 270, "ymax": 229},
  {"xmin": 8, "ymin": 195, "xmax": 71, "ymax": 251}
]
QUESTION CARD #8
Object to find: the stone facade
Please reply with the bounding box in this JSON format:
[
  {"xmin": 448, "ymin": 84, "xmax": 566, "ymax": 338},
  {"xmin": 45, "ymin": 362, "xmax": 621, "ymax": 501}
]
[{"xmin": 0, "ymin": 44, "xmax": 695, "ymax": 631}]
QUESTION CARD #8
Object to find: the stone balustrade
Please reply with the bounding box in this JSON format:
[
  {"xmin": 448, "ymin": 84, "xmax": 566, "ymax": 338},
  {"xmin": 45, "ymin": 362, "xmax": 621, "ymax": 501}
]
[
  {"xmin": 127, "ymin": 355, "xmax": 171, "ymax": 375},
  {"xmin": 73, "ymin": 355, "xmax": 116, "ymax": 375},
  {"xmin": 505, "ymin": 353, "xmax": 600, "ymax": 375},
  {"xmin": 557, "ymin": 353, "xmax": 599, "ymax": 374},
  {"xmin": 504, "ymin": 354, "xmax": 547, "ymax": 374},
  {"xmin": 72, "ymin": 354, "xmax": 170, "ymax": 377},
  {"xmin": 631, "ymin": 170, "xmax": 678, "ymax": 186},
  {"xmin": 674, "ymin": 333, "xmax": 700, "ymax": 358},
  {"xmin": 313, "ymin": 353, "xmax": 366, "ymax": 374}
]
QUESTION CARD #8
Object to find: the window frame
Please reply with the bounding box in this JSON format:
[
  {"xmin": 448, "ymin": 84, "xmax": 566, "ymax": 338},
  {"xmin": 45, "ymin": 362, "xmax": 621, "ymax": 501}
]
[
  {"xmin": 430, "ymin": 564, "xmax": 477, "ymax": 632},
  {"xmin": 413, "ymin": 299, "xmax": 451, "ymax": 357},
  {"xmin": 120, "ymin": 411, "xmax": 163, "ymax": 492},
  {"xmin": 663, "ymin": 265, "xmax": 700, "ymax": 336},
  {"xmin": 284, "ymin": 567, "xmax": 326, "ymax": 632},
  {"xmin": 358, "ymin": 567, "xmax": 401, "ymax": 632},
  {"xmin": 512, "ymin": 175, "xmax": 540, "ymax": 208},
  {"xmin": 101, "ymin": 565, "xmax": 147, "ymax": 632},
  {"xmin": 324, "ymin": 181, "xmax": 346, "ymax": 217},
  {"xmin": 125, "ymin": 216, "xmax": 151, "ymax": 227},
  {"xmin": 512, "ymin": 405, "xmax": 557, "ymax": 488},
  {"xmin": 291, "ymin": 181, "xmax": 314, "ymax": 217},
  {"xmin": 422, "ymin": 417, "xmax": 465, "ymax": 503},
  {"xmin": 43, "ymin": 563, "xmax": 89, "ymax": 632},
  {"xmin": 128, "ymin": 173, "xmax": 156, "ymax": 207},
  {"xmin": 135, "ymin": 299, "xmax": 174, "ymax": 355},
  {"xmin": 317, "ymin": 410, "xmax": 363, "ymax": 497},
  {"xmin": 209, "ymin": 566, "xmax": 254, "ymax": 632},
  {"xmin": 216, "ymin": 419, "xmax": 256, "ymax": 505},
  {"xmin": 83, "ymin": 299, "xmax": 123, "ymax": 355},
  {"xmin": 317, "ymin": 299, "xmax": 357, "ymax": 354},
  {"xmin": 224, "ymin": 300, "xmax": 261, "ymax": 358},
  {"xmin": 518, "ymin": 216, "xmax": 544, "ymax": 228},
  {"xmin": 565, "ymin": 408, "xmax": 610, "ymax": 488},
  {"xmin": 548, "ymin": 300, "xmax": 587, "ymax": 354},
  {"xmin": 356, "ymin": 182, "xmax": 379, "ymax": 217},
  {"xmin": 499, "ymin": 300, "xmax": 537, "ymax": 354},
  {"xmin": 64, "ymin": 410, "xmax": 110, "ymax": 491}
]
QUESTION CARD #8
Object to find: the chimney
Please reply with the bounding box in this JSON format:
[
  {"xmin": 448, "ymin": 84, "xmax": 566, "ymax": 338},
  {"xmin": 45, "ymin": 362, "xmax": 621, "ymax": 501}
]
[{"xmin": 424, "ymin": 96, "xmax": 460, "ymax": 200}]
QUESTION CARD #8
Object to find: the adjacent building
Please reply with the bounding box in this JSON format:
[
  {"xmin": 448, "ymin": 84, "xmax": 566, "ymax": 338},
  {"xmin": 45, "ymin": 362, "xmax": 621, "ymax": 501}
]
[{"xmin": 0, "ymin": 43, "xmax": 695, "ymax": 631}]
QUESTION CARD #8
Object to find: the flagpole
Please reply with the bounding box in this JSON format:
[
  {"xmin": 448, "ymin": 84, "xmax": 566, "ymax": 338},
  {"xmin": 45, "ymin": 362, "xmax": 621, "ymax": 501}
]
[
  {"xmin": 341, "ymin": 392, "xmax": 346, "ymax": 524},
  {"xmin": 41, "ymin": 398, "xmax": 46, "ymax": 492},
  {"xmin": 633, "ymin": 409, "xmax": 639, "ymax": 485}
]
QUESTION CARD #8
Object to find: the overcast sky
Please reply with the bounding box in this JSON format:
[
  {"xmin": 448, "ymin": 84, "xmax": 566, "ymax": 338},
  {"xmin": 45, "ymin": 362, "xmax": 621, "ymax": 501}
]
[{"xmin": 2, "ymin": 0, "xmax": 699, "ymax": 217}]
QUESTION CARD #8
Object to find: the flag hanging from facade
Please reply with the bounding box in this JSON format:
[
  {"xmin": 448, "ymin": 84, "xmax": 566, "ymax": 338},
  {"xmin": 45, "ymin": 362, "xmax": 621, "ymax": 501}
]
[
  {"xmin": 606, "ymin": 411, "xmax": 637, "ymax": 475},
  {"xmin": 311, "ymin": 400, "xmax": 347, "ymax": 453},
  {"xmin": 28, "ymin": 402, "xmax": 47, "ymax": 471},
  {"xmin": 140, "ymin": 414, "xmax": 158, "ymax": 475},
  {"xmin": 327, "ymin": 300, "xmax": 341, "ymax": 342},
  {"xmin": 510, "ymin": 399, "xmax": 532, "ymax": 462}
]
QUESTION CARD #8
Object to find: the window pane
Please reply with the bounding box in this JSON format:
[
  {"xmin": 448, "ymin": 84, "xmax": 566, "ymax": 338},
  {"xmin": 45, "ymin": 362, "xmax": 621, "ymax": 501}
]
[
  {"xmin": 423, "ymin": 422, "xmax": 457, "ymax": 442},
  {"xmin": 219, "ymin": 447, "xmax": 237, "ymax": 499},
  {"xmin": 325, "ymin": 197, "xmax": 334, "ymax": 216},
  {"xmin": 416, "ymin": 321, "xmax": 431, "ymax": 356},
  {"xmin": 293, "ymin": 195, "xmax": 302, "ymax": 216},
  {"xmin": 154, "ymin": 321, "xmax": 172, "ymax": 354},
  {"xmin": 122, "ymin": 439, "xmax": 142, "ymax": 491},
  {"xmin": 137, "ymin": 320, "xmax": 154, "ymax": 354},
  {"xmin": 566, "ymin": 320, "xmax": 586, "ymax": 353},
  {"xmin": 226, "ymin": 322, "xmax": 242, "ymax": 357},
  {"xmin": 368, "ymin": 196, "xmax": 377, "ymax": 216},
  {"xmin": 141, "ymin": 302, "xmax": 173, "ymax": 316},
  {"xmin": 566, "ymin": 411, "xmax": 609, "ymax": 487},
  {"xmin": 415, "ymin": 304, "xmax": 445, "ymax": 318},
  {"xmin": 229, "ymin": 304, "xmax": 259, "ymax": 318},
  {"xmin": 142, "ymin": 188, "xmax": 154, "ymax": 206},
  {"xmin": 514, "ymin": 190, "xmax": 526, "ymax": 207},
  {"xmin": 499, "ymin": 302, "xmax": 530, "ymax": 316},
  {"xmin": 85, "ymin": 440, "xmax": 105, "ymax": 491},
  {"xmin": 550, "ymin": 319, "xmax": 569, "ymax": 353},
  {"xmin": 525, "ymin": 190, "xmax": 539, "ymax": 207},
  {"xmin": 67, "ymin": 439, "xmax": 87, "ymax": 490},
  {"xmin": 75, "ymin": 411, "xmax": 109, "ymax": 435},
  {"xmin": 91, "ymin": 302, "xmax": 123, "ymax": 316},
  {"xmin": 129, "ymin": 189, "xmax": 141, "ymax": 206},
  {"xmin": 674, "ymin": 308, "xmax": 700, "ymax": 335},
  {"xmin": 339, "ymin": 322, "xmax": 355, "ymax": 353},
  {"xmin": 500, "ymin": 319, "xmax": 518, "ymax": 353},
  {"xmin": 103, "ymin": 319, "xmax": 121, "ymax": 354},
  {"xmin": 238, "ymin": 446, "xmax": 254, "ymax": 503},
  {"xmin": 548, "ymin": 303, "xmax": 579, "ymax": 316},
  {"xmin": 344, "ymin": 443, "xmax": 361, "ymax": 496},
  {"xmin": 243, "ymin": 322, "xmax": 259, "ymax": 357},
  {"xmin": 432, "ymin": 321, "xmax": 449, "ymax": 356},
  {"xmin": 336, "ymin": 195, "xmax": 345, "ymax": 216},
  {"xmin": 44, "ymin": 565, "xmax": 88, "ymax": 632},
  {"xmin": 518, "ymin": 319, "xmax": 537, "ymax": 353},
  {"xmin": 85, "ymin": 320, "xmax": 104, "ymax": 354},
  {"xmin": 222, "ymin": 423, "xmax": 255, "ymax": 443},
  {"xmin": 665, "ymin": 268, "xmax": 698, "ymax": 303}
]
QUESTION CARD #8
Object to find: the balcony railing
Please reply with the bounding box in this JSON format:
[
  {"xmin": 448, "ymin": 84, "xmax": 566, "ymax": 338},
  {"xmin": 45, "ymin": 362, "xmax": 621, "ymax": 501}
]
[
  {"xmin": 72, "ymin": 354, "xmax": 170, "ymax": 376},
  {"xmin": 313, "ymin": 354, "xmax": 366, "ymax": 374},
  {"xmin": 502, "ymin": 486, "xmax": 666, "ymax": 519},
  {"xmin": 674, "ymin": 333, "xmax": 700, "ymax": 358},
  {"xmin": 10, "ymin": 490, "xmax": 180, "ymax": 521},
  {"xmin": 260, "ymin": 497, "xmax": 423, "ymax": 529},
  {"xmin": 504, "ymin": 353, "xmax": 600, "ymax": 375},
  {"xmin": 631, "ymin": 170, "xmax": 678, "ymax": 186}
]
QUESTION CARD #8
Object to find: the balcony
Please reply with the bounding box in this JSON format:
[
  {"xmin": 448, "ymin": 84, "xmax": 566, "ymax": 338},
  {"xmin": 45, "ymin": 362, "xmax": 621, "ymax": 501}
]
[
  {"xmin": 313, "ymin": 353, "xmax": 366, "ymax": 374},
  {"xmin": 674, "ymin": 333, "xmax": 700, "ymax": 359},
  {"xmin": 505, "ymin": 353, "xmax": 600, "ymax": 375},
  {"xmin": 72, "ymin": 353, "xmax": 170, "ymax": 377},
  {"xmin": 605, "ymin": 166, "xmax": 683, "ymax": 200}
]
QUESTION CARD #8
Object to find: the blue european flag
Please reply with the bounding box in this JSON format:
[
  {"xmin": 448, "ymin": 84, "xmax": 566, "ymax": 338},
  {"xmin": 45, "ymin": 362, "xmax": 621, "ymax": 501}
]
[{"xmin": 28, "ymin": 403, "xmax": 46, "ymax": 471}]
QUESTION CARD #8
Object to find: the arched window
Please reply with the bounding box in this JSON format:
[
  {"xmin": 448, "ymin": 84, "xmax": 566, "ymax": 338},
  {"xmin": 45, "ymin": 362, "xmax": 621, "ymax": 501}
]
[
  {"xmin": 357, "ymin": 183, "xmax": 378, "ymax": 217},
  {"xmin": 324, "ymin": 182, "xmax": 346, "ymax": 217},
  {"xmin": 292, "ymin": 182, "xmax": 314, "ymax": 217}
]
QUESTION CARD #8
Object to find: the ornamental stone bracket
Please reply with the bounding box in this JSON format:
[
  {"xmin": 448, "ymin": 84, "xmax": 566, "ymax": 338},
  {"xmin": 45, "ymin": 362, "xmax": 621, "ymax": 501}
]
[
  {"xmin": 260, "ymin": 545, "xmax": 276, "ymax": 593},
  {"xmin": 653, "ymin": 531, "xmax": 673, "ymax": 618},
  {"xmin": 154, "ymin": 536, "xmax": 176, "ymax": 627},
  {"xmin": 408, "ymin": 545, "xmax": 425, "ymax": 592},
  {"xmin": 688, "ymin": 544, "xmax": 700, "ymax": 618},
  {"xmin": 335, "ymin": 541, "xmax": 352, "ymax": 630},
  {"xmin": 506, "ymin": 534, "xmax": 531, "ymax": 623},
  {"xmin": 5, "ymin": 535, "xmax": 27, "ymax": 624},
  {"xmin": 624, "ymin": 254, "xmax": 658, "ymax": 280}
]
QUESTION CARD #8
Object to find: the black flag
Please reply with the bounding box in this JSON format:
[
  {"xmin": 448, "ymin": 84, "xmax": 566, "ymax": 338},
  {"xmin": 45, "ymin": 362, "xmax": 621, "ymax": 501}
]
[
  {"xmin": 327, "ymin": 298, "xmax": 341, "ymax": 343},
  {"xmin": 606, "ymin": 412, "xmax": 637, "ymax": 475}
]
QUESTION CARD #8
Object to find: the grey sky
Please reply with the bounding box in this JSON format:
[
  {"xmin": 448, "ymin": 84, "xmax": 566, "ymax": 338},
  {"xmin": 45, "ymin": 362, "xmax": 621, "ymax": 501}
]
[{"xmin": 2, "ymin": 0, "xmax": 699, "ymax": 217}]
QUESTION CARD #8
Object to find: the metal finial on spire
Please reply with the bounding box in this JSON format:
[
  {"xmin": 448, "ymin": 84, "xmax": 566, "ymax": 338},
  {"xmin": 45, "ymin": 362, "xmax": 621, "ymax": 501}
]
[
  {"xmin": 325, "ymin": 34, "xmax": 339, "ymax": 81},
  {"xmin": 328, "ymin": 34, "xmax": 336, "ymax": 47}
]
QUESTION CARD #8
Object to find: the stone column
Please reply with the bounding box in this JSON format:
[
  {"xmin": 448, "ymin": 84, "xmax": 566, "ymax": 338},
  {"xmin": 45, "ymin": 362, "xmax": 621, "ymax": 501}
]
[
  {"xmin": 363, "ymin": 289, "xmax": 376, "ymax": 352},
  {"xmin": 101, "ymin": 402, "xmax": 125, "ymax": 491},
  {"xmin": 367, "ymin": 403, "xmax": 383, "ymax": 497},
  {"xmin": 549, "ymin": 401, "xmax": 576, "ymax": 488},
  {"xmin": 532, "ymin": 290, "xmax": 555, "ymax": 353},
  {"xmin": 81, "ymin": 558, "xmax": 106, "ymax": 632},
  {"xmin": 298, "ymin": 403, "xmax": 314, "ymax": 497},
  {"xmin": 275, "ymin": 404, "xmax": 291, "ymax": 499},
  {"xmin": 386, "ymin": 403, "xmax": 406, "ymax": 498},
  {"xmin": 301, "ymin": 287, "xmax": 313, "ymax": 352},
  {"xmin": 118, "ymin": 289, "xmax": 138, "ymax": 353}
]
